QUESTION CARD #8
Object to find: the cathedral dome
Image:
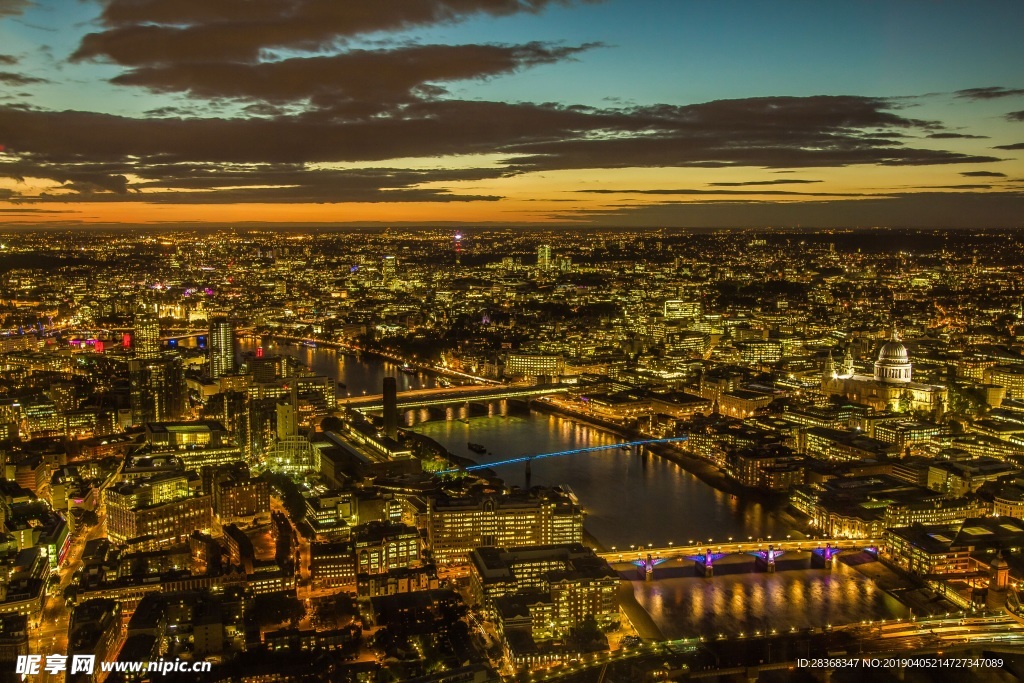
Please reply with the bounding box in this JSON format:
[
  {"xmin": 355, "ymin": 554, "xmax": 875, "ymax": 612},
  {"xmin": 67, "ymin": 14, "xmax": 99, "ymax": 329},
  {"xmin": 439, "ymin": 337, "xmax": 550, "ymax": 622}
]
[
  {"xmin": 874, "ymin": 331, "xmax": 911, "ymax": 384},
  {"xmin": 877, "ymin": 340, "xmax": 908, "ymax": 363}
]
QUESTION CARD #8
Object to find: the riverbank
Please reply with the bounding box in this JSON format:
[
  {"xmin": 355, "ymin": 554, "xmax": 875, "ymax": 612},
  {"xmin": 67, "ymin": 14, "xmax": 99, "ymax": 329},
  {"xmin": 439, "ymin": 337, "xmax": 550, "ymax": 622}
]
[
  {"xmin": 259, "ymin": 333, "xmax": 498, "ymax": 387},
  {"xmin": 530, "ymin": 398, "xmax": 789, "ymax": 506},
  {"xmin": 616, "ymin": 582, "xmax": 664, "ymax": 641}
]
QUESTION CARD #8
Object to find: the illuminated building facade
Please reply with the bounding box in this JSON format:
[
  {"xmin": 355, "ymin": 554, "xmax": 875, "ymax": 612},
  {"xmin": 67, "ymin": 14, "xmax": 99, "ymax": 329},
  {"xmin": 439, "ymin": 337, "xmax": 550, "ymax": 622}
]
[
  {"xmin": 133, "ymin": 311, "xmax": 161, "ymax": 360},
  {"xmin": 426, "ymin": 489, "xmax": 584, "ymax": 565},
  {"xmin": 821, "ymin": 333, "xmax": 947, "ymax": 416},
  {"xmin": 208, "ymin": 316, "xmax": 236, "ymax": 379}
]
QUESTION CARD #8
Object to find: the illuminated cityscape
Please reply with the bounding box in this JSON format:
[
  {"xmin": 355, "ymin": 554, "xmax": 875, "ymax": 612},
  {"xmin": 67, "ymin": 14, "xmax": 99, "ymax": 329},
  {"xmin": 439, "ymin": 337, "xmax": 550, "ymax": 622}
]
[
  {"xmin": 2, "ymin": 0, "xmax": 1024, "ymax": 682},
  {"xmin": 0, "ymin": 228, "xmax": 1020, "ymax": 682}
]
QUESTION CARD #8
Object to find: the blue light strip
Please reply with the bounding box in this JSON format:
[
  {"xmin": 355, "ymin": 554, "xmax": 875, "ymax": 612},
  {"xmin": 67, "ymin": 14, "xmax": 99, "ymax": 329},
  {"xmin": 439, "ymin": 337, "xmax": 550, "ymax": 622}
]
[{"xmin": 440, "ymin": 437, "xmax": 688, "ymax": 474}]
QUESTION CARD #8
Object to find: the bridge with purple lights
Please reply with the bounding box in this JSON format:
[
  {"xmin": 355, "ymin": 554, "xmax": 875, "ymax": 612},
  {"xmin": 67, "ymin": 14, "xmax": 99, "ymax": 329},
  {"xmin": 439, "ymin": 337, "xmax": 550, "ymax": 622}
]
[
  {"xmin": 439, "ymin": 436, "xmax": 688, "ymax": 475},
  {"xmin": 605, "ymin": 539, "xmax": 881, "ymax": 581}
]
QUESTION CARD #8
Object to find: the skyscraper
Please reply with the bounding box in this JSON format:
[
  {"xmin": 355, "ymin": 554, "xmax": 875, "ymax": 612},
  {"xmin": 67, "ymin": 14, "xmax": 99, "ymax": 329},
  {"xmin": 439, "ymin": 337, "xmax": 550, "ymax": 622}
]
[
  {"xmin": 381, "ymin": 255, "xmax": 397, "ymax": 284},
  {"xmin": 134, "ymin": 310, "xmax": 161, "ymax": 360},
  {"xmin": 129, "ymin": 356, "xmax": 185, "ymax": 425},
  {"xmin": 382, "ymin": 377, "xmax": 398, "ymax": 441},
  {"xmin": 537, "ymin": 244, "xmax": 552, "ymax": 270},
  {"xmin": 209, "ymin": 317, "xmax": 236, "ymax": 379}
]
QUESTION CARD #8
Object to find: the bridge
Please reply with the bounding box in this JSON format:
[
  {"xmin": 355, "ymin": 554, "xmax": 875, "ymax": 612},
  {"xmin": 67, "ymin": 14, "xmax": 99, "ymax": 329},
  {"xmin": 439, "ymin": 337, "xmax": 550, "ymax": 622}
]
[
  {"xmin": 344, "ymin": 384, "xmax": 569, "ymax": 411},
  {"xmin": 599, "ymin": 537, "xmax": 882, "ymax": 564},
  {"xmin": 439, "ymin": 437, "xmax": 688, "ymax": 475}
]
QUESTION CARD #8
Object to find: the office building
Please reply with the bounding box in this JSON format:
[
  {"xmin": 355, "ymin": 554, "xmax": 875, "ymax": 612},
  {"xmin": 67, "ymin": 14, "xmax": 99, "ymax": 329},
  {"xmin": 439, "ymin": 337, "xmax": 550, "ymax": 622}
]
[
  {"xmin": 536, "ymin": 244, "xmax": 552, "ymax": 270},
  {"xmin": 426, "ymin": 488, "xmax": 584, "ymax": 565},
  {"xmin": 133, "ymin": 310, "xmax": 161, "ymax": 360},
  {"xmin": 209, "ymin": 317, "xmax": 236, "ymax": 379},
  {"xmin": 129, "ymin": 356, "xmax": 186, "ymax": 426}
]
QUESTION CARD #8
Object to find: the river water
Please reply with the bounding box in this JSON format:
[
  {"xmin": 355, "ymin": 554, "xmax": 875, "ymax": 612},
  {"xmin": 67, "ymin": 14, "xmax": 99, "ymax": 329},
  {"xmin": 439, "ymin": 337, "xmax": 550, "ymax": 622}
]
[
  {"xmin": 626, "ymin": 560, "xmax": 908, "ymax": 639},
  {"xmin": 244, "ymin": 339, "xmax": 908, "ymax": 632},
  {"xmin": 240, "ymin": 338, "xmax": 789, "ymax": 548}
]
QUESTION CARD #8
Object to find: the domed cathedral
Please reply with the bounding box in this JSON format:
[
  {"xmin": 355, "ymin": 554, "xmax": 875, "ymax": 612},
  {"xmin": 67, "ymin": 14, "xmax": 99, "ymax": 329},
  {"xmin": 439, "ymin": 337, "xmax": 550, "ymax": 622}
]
[{"xmin": 821, "ymin": 330, "xmax": 947, "ymax": 417}]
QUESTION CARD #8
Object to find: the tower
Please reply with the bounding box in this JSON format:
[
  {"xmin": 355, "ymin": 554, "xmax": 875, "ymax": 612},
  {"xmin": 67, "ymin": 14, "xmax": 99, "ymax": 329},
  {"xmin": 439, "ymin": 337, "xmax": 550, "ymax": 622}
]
[
  {"xmin": 209, "ymin": 317, "xmax": 236, "ymax": 379},
  {"xmin": 841, "ymin": 347, "xmax": 854, "ymax": 377},
  {"xmin": 823, "ymin": 350, "xmax": 836, "ymax": 379},
  {"xmin": 129, "ymin": 356, "xmax": 185, "ymax": 425},
  {"xmin": 381, "ymin": 255, "xmax": 397, "ymax": 284},
  {"xmin": 537, "ymin": 244, "xmax": 552, "ymax": 271},
  {"xmin": 382, "ymin": 377, "xmax": 398, "ymax": 441},
  {"xmin": 133, "ymin": 310, "xmax": 161, "ymax": 360}
]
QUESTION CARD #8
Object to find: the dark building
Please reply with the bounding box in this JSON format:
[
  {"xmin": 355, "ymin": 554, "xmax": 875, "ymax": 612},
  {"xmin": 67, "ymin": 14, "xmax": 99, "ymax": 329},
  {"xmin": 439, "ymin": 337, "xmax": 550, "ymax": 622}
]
[
  {"xmin": 129, "ymin": 357, "xmax": 185, "ymax": 426},
  {"xmin": 382, "ymin": 376, "xmax": 398, "ymax": 441}
]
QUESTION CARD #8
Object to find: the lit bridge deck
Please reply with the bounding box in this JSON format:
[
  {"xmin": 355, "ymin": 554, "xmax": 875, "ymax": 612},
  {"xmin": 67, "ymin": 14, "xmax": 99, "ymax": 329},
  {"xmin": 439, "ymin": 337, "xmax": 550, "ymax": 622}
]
[
  {"xmin": 598, "ymin": 537, "xmax": 882, "ymax": 562},
  {"xmin": 344, "ymin": 384, "xmax": 569, "ymax": 411},
  {"xmin": 440, "ymin": 437, "xmax": 688, "ymax": 474}
]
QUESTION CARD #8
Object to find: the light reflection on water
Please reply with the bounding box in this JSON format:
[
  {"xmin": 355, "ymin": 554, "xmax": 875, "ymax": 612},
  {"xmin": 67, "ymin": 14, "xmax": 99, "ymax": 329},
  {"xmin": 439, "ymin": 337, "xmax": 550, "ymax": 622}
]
[
  {"xmin": 414, "ymin": 412, "xmax": 793, "ymax": 549},
  {"xmin": 632, "ymin": 563, "xmax": 908, "ymax": 638},
  {"xmin": 243, "ymin": 343, "xmax": 907, "ymax": 632},
  {"xmin": 237, "ymin": 338, "xmax": 437, "ymax": 395}
]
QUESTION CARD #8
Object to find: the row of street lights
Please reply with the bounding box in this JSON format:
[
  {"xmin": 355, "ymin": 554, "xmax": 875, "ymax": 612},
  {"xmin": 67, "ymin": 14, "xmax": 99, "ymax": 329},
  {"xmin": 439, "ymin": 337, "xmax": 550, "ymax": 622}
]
[{"xmin": 610, "ymin": 534, "xmax": 796, "ymax": 554}]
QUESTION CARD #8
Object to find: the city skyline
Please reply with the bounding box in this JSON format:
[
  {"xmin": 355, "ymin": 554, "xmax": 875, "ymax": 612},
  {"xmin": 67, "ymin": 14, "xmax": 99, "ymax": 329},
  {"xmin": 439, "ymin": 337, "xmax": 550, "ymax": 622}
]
[{"xmin": 0, "ymin": 0, "xmax": 1023, "ymax": 228}]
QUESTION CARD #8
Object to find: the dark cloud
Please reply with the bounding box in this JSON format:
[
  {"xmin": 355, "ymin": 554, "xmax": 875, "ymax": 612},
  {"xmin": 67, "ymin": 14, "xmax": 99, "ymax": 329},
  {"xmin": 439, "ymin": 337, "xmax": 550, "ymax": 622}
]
[
  {"xmin": 1007, "ymin": 111, "xmax": 1024, "ymax": 122},
  {"xmin": 955, "ymin": 87, "xmax": 1024, "ymax": 100},
  {"xmin": 577, "ymin": 188, "xmax": 863, "ymax": 197},
  {"xmin": 73, "ymin": 0, "xmax": 595, "ymax": 65},
  {"xmin": 0, "ymin": 72, "xmax": 46, "ymax": 86},
  {"xmin": 708, "ymin": 179, "xmax": 822, "ymax": 186},
  {"xmin": 0, "ymin": 159, "xmax": 130, "ymax": 194},
  {"xmin": 143, "ymin": 105, "xmax": 201, "ymax": 118},
  {"xmin": 0, "ymin": 94, "xmax": 1006, "ymax": 206},
  {"xmin": 0, "ymin": 158, "xmax": 506, "ymax": 203},
  {"xmin": 961, "ymin": 170, "xmax": 1006, "ymax": 177},
  {"xmin": 110, "ymin": 42, "xmax": 597, "ymax": 109},
  {"xmin": 546, "ymin": 191, "xmax": 1024, "ymax": 229},
  {"xmin": 926, "ymin": 132, "xmax": 987, "ymax": 139},
  {"xmin": 0, "ymin": 208, "xmax": 78, "ymax": 214},
  {"xmin": 0, "ymin": 96, "xmax": 991, "ymax": 169},
  {"xmin": 502, "ymin": 96, "xmax": 997, "ymax": 171},
  {"xmin": 0, "ymin": 55, "xmax": 17, "ymax": 65},
  {"xmin": 0, "ymin": 0, "xmax": 29, "ymax": 18},
  {"xmin": 994, "ymin": 142, "xmax": 1024, "ymax": 150},
  {"xmin": 914, "ymin": 184, "xmax": 991, "ymax": 189}
]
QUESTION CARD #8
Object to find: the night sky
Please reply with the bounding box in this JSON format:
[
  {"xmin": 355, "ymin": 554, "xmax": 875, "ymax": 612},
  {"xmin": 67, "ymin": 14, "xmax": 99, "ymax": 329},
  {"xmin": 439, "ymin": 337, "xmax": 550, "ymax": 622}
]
[{"xmin": 1, "ymin": 0, "xmax": 1023, "ymax": 227}]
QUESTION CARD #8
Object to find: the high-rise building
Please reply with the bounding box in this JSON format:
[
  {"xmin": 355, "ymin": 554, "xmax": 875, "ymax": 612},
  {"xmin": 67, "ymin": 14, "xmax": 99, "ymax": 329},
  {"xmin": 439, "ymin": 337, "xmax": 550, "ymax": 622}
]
[
  {"xmin": 129, "ymin": 356, "xmax": 186, "ymax": 425},
  {"xmin": 133, "ymin": 310, "xmax": 161, "ymax": 360},
  {"xmin": 536, "ymin": 244, "xmax": 552, "ymax": 270},
  {"xmin": 209, "ymin": 317, "xmax": 236, "ymax": 379},
  {"xmin": 381, "ymin": 255, "xmax": 397, "ymax": 284},
  {"xmin": 382, "ymin": 377, "xmax": 398, "ymax": 441}
]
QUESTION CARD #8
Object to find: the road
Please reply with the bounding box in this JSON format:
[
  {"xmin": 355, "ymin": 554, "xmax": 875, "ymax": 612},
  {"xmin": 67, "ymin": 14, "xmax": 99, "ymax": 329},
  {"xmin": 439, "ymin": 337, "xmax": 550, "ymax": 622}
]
[{"xmin": 31, "ymin": 510, "xmax": 108, "ymax": 683}]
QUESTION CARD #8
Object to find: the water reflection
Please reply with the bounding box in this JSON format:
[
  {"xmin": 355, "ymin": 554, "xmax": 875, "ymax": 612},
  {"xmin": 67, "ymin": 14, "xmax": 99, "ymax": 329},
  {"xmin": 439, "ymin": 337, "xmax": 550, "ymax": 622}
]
[
  {"xmin": 241, "ymin": 342, "xmax": 794, "ymax": 549},
  {"xmin": 632, "ymin": 563, "xmax": 908, "ymax": 639},
  {"xmin": 414, "ymin": 412, "xmax": 793, "ymax": 548},
  {"xmin": 237, "ymin": 338, "xmax": 437, "ymax": 395}
]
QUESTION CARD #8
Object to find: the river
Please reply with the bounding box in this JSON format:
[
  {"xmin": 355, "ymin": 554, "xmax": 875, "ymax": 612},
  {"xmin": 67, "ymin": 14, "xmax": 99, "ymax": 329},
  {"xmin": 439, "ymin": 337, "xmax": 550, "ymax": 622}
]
[
  {"xmin": 240, "ymin": 337, "xmax": 792, "ymax": 549},
  {"xmin": 244, "ymin": 340, "xmax": 910, "ymax": 632},
  {"xmin": 623, "ymin": 559, "xmax": 908, "ymax": 639}
]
